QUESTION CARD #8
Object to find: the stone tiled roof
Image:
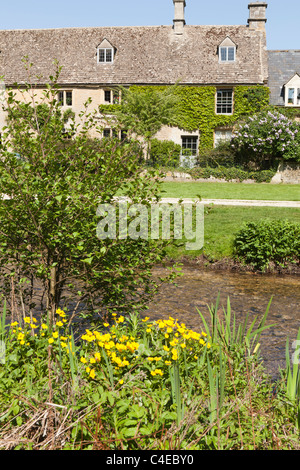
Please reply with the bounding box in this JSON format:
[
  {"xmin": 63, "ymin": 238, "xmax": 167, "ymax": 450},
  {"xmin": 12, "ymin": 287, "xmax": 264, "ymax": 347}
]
[
  {"xmin": 0, "ymin": 25, "xmax": 268, "ymax": 86},
  {"xmin": 268, "ymin": 50, "xmax": 300, "ymax": 105}
]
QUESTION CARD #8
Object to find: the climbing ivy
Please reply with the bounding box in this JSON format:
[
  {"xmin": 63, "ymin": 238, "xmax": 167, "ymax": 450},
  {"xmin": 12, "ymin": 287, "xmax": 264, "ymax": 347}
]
[{"xmin": 99, "ymin": 85, "xmax": 270, "ymax": 150}]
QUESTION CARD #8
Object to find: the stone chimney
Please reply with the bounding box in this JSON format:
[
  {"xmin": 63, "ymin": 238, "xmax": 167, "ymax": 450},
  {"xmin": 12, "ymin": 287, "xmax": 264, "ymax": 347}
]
[
  {"xmin": 173, "ymin": 0, "xmax": 186, "ymax": 35},
  {"xmin": 248, "ymin": 2, "xmax": 268, "ymax": 32}
]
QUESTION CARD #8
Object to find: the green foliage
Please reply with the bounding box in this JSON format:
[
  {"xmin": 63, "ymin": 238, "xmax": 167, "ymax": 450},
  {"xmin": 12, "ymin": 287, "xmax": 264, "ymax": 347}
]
[
  {"xmin": 171, "ymin": 85, "xmax": 270, "ymax": 150},
  {"xmin": 109, "ymin": 85, "xmax": 180, "ymax": 158},
  {"xmin": 102, "ymin": 84, "xmax": 270, "ymax": 152},
  {"xmin": 231, "ymin": 109, "xmax": 300, "ymax": 167},
  {"xmin": 149, "ymin": 138, "xmax": 181, "ymax": 167},
  {"xmin": 1, "ymin": 302, "xmax": 299, "ymax": 450},
  {"xmin": 0, "ymin": 62, "xmax": 172, "ymax": 326},
  {"xmin": 233, "ymin": 220, "xmax": 300, "ymax": 271},
  {"xmin": 189, "ymin": 166, "xmax": 276, "ymax": 182}
]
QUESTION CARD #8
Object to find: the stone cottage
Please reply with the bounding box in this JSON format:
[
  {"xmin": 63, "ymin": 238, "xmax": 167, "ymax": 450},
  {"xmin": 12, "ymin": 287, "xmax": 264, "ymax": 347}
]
[{"xmin": 0, "ymin": 1, "xmax": 269, "ymax": 157}]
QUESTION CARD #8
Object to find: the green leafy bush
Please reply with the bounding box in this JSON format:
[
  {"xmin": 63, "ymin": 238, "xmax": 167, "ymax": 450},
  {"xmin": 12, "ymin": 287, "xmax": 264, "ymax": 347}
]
[
  {"xmin": 231, "ymin": 110, "xmax": 300, "ymax": 169},
  {"xmin": 188, "ymin": 166, "xmax": 276, "ymax": 182},
  {"xmin": 233, "ymin": 220, "xmax": 300, "ymax": 271},
  {"xmin": 149, "ymin": 138, "xmax": 181, "ymax": 167}
]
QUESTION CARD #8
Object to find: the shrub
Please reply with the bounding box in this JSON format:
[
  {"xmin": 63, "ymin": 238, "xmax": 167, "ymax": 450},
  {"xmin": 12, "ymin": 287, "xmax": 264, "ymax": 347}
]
[
  {"xmin": 197, "ymin": 142, "xmax": 236, "ymax": 168},
  {"xmin": 149, "ymin": 138, "xmax": 181, "ymax": 167},
  {"xmin": 231, "ymin": 110, "xmax": 300, "ymax": 169},
  {"xmin": 188, "ymin": 166, "xmax": 276, "ymax": 182},
  {"xmin": 233, "ymin": 220, "xmax": 300, "ymax": 271}
]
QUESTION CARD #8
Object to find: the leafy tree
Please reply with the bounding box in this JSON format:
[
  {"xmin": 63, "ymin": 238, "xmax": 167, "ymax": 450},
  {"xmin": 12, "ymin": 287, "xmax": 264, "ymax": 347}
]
[
  {"xmin": 111, "ymin": 85, "xmax": 179, "ymax": 160},
  {"xmin": 0, "ymin": 62, "xmax": 173, "ymax": 327}
]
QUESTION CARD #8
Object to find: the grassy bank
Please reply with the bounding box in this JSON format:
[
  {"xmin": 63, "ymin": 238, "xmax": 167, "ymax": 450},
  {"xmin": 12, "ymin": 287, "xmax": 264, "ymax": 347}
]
[
  {"xmin": 160, "ymin": 182, "xmax": 300, "ymax": 201},
  {"xmin": 1, "ymin": 303, "xmax": 300, "ymax": 450},
  {"xmin": 165, "ymin": 205, "xmax": 300, "ymax": 262}
]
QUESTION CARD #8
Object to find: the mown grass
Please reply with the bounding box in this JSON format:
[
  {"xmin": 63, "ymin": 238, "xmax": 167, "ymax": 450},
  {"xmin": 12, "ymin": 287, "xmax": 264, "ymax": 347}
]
[
  {"xmin": 165, "ymin": 205, "xmax": 300, "ymax": 261},
  {"xmin": 160, "ymin": 182, "xmax": 300, "ymax": 201}
]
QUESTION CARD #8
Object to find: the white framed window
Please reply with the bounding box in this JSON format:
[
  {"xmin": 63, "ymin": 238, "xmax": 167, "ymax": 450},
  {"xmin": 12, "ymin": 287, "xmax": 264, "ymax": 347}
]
[
  {"xmin": 214, "ymin": 129, "xmax": 233, "ymax": 147},
  {"xmin": 287, "ymin": 87, "xmax": 300, "ymax": 106},
  {"xmin": 181, "ymin": 136, "xmax": 198, "ymax": 156},
  {"xmin": 219, "ymin": 46, "xmax": 236, "ymax": 62},
  {"xmin": 284, "ymin": 74, "xmax": 300, "ymax": 107},
  {"xmin": 58, "ymin": 90, "xmax": 73, "ymax": 107},
  {"xmin": 98, "ymin": 47, "xmax": 114, "ymax": 64},
  {"xmin": 216, "ymin": 89, "xmax": 233, "ymax": 115},
  {"xmin": 103, "ymin": 89, "xmax": 120, "ymax": 104}
]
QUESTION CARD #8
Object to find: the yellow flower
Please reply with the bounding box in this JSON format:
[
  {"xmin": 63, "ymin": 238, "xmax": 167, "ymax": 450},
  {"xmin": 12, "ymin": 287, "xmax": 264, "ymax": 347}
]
[
  {"xmin": 171, "ymin": 348, "xmax": 178, "ymax": 360},
  {"xmin": 60, "ymin": 342, "xmax": 67, "ymax": 348},
  {"xmin": 163, "ymin": 345, "xmax": 170, "ymax": 352},
  {"xmin": 180, "ymin": 343, "xmax": 186, "ymax": 349},
  {"xmin": 80, "ymin": 357, "xmax": 87, "ymax": 364},
  {"xmin": 52, "ymin": 331, "xmax": 59, "ymax": 339},
  {"xmin": 56, "ymin": 321, "xmax": 63, "ymax": 328},
  {"xmin": 48, "ymin": 338, "xmax": 54, "ymax": 344},
  {"xmin": 11, "ymin": 321, "xmax": 18, "ymax": 327},
  {"xmin": 56, "ymin": 309, "xmax": 66, "ymax": 318},
  {"xmin": 142, "ymin": 317, "xmax": 150, "ymax": 322},
  {"xmin": 20, "ymin": 340, "xmax": 25, "ymax": 345},
  {"xmin": 151, "ymin": 369, "xmax": 163, "ymax": 377},
  {"xmin": 90, "ymin": 358, "xmax": 96, "ymax": 364},
  {"xmin": 30, "ymin": 323, "xmax": 38, "ymax": 329},
  {"xmin": 86, "ymin": 367, "xmax": 91, "ymax": 373},
  {"xmin": 17, "ymin": 332, "xmax": 25, "ymax": 341},
  {"xmin": 165, "ymin": 360, "xmax": 172, "ymax": 365},
  {"xmin": 119, "ymin": 379, "xmax": 124, "ymax": 385},
  {"xmin": 207, "ymin": 343, "xmax": 211, "ymax": 349},
  {"xmin": 24, "ymin": 317, "xmax": 31, "ymax": 324},
  {"xmin": 89, "ymin": 370, "xmax": 96, "ymax": 379},
  {"xmin": 146, "ymin": 328, "xmax": 151, "ymax": 333},
  {"xmin": 41, "ymin": 324, "xmax": 48, "ymax": 330},
  {"xmin": 94, "ymin": 352, "xmax": 101, "ymax": 362},
  {"xmin": 103, "ymin": 323, "xmax": 109, "ymax": 327}
]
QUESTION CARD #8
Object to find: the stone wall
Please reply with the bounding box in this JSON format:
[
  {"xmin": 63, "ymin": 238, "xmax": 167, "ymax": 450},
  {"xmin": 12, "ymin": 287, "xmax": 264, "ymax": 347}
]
[{"xmin": 271, "ymin": 161, "xmax": 300, "ymax": 184}]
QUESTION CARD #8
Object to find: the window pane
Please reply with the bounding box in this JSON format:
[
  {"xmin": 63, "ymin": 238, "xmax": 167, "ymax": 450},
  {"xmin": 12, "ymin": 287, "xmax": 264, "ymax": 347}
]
[
  {"xmin": 99, "ymin": 49, "xmax": 105, "ymax": 62},
  {"xmin": 182, "ymin": 136, "xmax": 198, "ymax": 156},
  {"xmin": 288, "ymin": 88, "xmax": 295, "ymax": 104},
  {"xmin": 220, "ymin": 47, "xmax": 227, "ymax": 61},
  {"xmin": 104, "ymin": 90, "xmax": 111, "ymax": 102},
  {"xmin": 103, "ymin": 129, "xmax": 111, "ymax": 138},
  {"xmin": 66, "ymin": 91, "xmax": 72, "ymax": 106},
  {"xmin": 297, "ymin": 89, "xmax": 300, "ymax": 106},
  {"xmin": 228, "ymin": 47, "xmax": 235, "ymax": 61},
  {"xmin": 105, "ymin": 49, "xmax": 113, "ymax": 62},
  {"xmin": 58, "ymin": 91, "xmax": 64, "ymax": 106},
  {"xmin": 216, "ymin": 90, "xmax": 233, "ymax": 114}
]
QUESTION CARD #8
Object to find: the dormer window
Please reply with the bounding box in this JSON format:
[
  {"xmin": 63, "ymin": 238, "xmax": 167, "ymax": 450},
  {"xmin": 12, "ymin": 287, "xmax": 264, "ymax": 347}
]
[
  {"xmin": 218, "ymin": 37, "xmax": 236, "ymax": 63},
  {"xmin": 97, "ymin": 39, "xmax": 115, "ymax": 64},
  {"xmin": 284, "ymin": 73, "xmax": 300, "ymax": 107}
]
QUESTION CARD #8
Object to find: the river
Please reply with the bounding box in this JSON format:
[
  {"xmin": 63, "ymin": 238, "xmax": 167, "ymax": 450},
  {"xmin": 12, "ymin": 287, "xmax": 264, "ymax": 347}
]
[{"xmin": 145, "ymin": 266, "xmax": 300, "ymax": 380}]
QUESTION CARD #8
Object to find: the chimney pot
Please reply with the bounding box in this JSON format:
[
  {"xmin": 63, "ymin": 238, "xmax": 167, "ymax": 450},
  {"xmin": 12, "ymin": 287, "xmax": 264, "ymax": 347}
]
[
  {"xmin": 248, "ymin": 2, "xmax": 268, "ymax": 31},
  {"xmin": 173, "ymin": 0, "xmax": 186, "ymax": 35}
]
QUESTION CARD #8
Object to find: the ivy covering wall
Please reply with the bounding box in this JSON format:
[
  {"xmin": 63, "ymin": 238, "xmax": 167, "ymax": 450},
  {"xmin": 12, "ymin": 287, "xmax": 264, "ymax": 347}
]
[{"xmin": 99, "ymin": 85, "xmax": 270, "ymax": 150}]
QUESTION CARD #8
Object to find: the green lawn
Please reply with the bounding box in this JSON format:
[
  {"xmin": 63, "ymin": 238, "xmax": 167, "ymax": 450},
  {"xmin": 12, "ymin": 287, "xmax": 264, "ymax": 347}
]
[
  {"xmin": 160, "ymin": 182, "xmax": 300, "ymax": 201},
  {"xmin": 166, "ymin": 205, "xmax": 300, "ymax": 261}
]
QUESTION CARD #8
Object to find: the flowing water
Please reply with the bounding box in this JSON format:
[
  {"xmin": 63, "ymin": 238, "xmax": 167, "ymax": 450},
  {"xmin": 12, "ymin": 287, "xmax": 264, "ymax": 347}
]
[{"xmin": 146, "ymin": 266, "xmax": 300, "ymax": 380}]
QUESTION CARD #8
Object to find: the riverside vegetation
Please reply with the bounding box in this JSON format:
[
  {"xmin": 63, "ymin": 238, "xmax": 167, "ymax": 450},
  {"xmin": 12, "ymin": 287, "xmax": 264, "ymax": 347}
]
[
  {"xmin": 0, "ymin": 65, "xmax": 300, "ymax": 450},
  {"xmin": 1, "ymin": 300, "xmax": 300, "ymax": 450}
]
